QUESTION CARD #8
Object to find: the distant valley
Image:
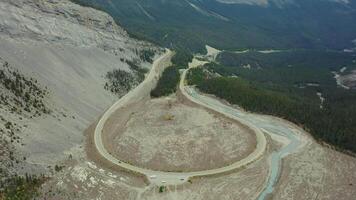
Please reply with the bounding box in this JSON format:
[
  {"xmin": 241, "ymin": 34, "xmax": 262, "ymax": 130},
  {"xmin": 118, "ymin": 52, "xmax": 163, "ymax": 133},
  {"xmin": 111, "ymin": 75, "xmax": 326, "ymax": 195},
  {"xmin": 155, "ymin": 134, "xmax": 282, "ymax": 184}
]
[
  {"xmin": 1, "ymin": 0, "xmax": 356, "ymax": 200},
  {"xmin": 72, "ymin": 0, "xmax": 356, "ymax": 52}
]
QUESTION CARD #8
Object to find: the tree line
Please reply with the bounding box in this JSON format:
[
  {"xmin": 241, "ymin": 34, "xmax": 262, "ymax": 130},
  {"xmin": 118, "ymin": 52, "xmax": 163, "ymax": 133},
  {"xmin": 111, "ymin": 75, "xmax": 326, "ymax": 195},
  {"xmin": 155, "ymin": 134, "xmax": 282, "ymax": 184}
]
[{"xmin": 187, "ymin": 67, "xmax": 356, "ymax": 154}]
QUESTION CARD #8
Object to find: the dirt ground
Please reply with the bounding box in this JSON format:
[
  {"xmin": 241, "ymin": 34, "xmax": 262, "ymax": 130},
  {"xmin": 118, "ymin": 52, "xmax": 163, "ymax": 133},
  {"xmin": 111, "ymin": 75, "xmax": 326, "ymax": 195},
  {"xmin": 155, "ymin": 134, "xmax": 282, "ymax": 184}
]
[
  {"xmin": 139, "ymin": 156, "xmax": 269, "ymax": 200},
  {"xmin": 39, "ymin": 92, "xmax": 356, "ymax": 200},
  {"xmin": 102, "ymin": 95, "xmax": 256, "ymax": 172},
  {"xmin": 38, "ymin": 150, "xmax": 270, "ymax": 200},
  {"xmin": 37, "ymin": 113, "xmax": 271, "ymax": 200},
  {"xmin": 340, "ymin": 70, "xmax": 356, "ymax": 89},
  {"xmin": 273, "ymin": 142, "xmax": 356, "ymax": 200},
  {"xmin": 38, "ymin": 122, "xmax": 273, "ymax": 200}
]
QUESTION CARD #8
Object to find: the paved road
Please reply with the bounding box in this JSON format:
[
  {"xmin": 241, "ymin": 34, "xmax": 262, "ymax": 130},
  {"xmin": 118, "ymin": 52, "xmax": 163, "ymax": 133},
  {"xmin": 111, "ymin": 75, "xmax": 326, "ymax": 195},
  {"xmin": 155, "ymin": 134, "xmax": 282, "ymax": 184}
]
[
  {"xmin": 178, "ymin": 69, "xmax": 267, "ymax": 177},
  {"xmin": 181, "ymin": 70, "xmax": 305, "ymax": 199},
  {"xmin": 94, "ymin": 51, "xmax": 267, "ymax": 186}
]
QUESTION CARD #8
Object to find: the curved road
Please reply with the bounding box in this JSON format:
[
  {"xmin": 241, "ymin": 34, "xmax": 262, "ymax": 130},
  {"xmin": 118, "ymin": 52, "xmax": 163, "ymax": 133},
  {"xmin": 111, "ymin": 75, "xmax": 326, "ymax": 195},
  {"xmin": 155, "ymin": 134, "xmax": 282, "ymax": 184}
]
[
  {"xmin": 94, "ymin": 50, "xmax": 267, "ymax": 186},
  {"xmin": 186, "ymin": 85, "xmax": 304, "ymax": 199},
  {"xmin": 182, "ymin": 69, "xmax": 305, "ymax": 199}
]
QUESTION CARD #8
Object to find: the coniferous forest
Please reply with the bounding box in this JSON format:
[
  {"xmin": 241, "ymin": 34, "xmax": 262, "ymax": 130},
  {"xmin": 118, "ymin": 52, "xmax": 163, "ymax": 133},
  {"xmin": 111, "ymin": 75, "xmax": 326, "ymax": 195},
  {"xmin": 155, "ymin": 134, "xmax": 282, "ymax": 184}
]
[
  {"xmin": 187, "ymin": 50, "xmax": 356, "ymax": 154},
  {"xmin": 150, "ymin": 50, "xmax": 192, "ymax": 97}
]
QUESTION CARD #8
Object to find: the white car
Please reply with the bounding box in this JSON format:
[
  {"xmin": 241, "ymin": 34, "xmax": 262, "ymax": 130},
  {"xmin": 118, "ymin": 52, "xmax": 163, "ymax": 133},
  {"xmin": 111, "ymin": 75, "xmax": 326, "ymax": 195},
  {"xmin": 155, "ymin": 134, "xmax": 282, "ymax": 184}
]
[{"xmin": 149, "ymin": 175, "xmax": 157, "ymax": 179}]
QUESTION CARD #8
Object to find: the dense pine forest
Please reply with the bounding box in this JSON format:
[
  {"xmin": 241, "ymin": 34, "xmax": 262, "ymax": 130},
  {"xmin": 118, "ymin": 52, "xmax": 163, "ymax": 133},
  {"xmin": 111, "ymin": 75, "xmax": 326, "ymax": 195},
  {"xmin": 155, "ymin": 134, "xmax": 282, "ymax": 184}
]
[
  {"xmin": 150, "ymin": 51, "xmax": 192, "ymax": 97},
  {"xmin": 187, "ymin": 50, "xmax": 356, "ymax": 153},
  {"xmin": 70, "ymin": 0, "xmax": 356, "ymax": 52},
  {"xmin": 150, "ymin": 66, "xmax": 180, "ymax": 97}
]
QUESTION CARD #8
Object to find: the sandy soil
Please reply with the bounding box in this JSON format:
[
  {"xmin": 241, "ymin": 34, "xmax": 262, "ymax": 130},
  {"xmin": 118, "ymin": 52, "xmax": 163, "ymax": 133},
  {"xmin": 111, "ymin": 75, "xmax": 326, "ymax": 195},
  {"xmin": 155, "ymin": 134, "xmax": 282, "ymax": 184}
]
[
  {"xmin": 38, "ymin": 57, "xmax": 356, "ymax": 200},
  {"xmin": 273, "ymin": 142, "xmax": 356, "ymax": 200},
  {"xmin": 42, "ymin": 102, "xmax": 356, "ymax": 200},
  {"xmin": 179, "ymin": 81, "xmax": 356, "ymax": 200},
  {"xmin": 102, "ymin": 96, "xmax": 256, "ymax": 172},
  {"xmin": 40, "ymin": 119, "xmax": 273, "ymax": 200},
  {"xmin": 189, "ymin": 58, "xmax": 209, "ymax": 68},
  {"xmin": 139, "ymin": 156, "xmax": 269, "ymax": 200},
  {"xmin": 339, "ymin": 70, "xmax": 356, "ymax": 89},
  {"xmin": 37, "ymin": 123, "xmax": 148, "ymax": 200},
  {"xmin": 38, "ymin": 102, "xmax": 271, "ymax": 200},
  {"xmin": 205, "ymin": 45, "xmax": 221, "ymax": 61},
  {"xmin": 40, "ymin": 142, "xmax": 271, "ymax": 200}
]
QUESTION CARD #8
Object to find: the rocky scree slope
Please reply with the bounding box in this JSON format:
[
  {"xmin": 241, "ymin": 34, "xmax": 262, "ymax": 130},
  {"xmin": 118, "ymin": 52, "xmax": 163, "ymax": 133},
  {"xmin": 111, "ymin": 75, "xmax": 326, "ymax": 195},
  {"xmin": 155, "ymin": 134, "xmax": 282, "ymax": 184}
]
[{"xmin": 0, "ymin": 0, "xmax": 160, "ymax": 177}]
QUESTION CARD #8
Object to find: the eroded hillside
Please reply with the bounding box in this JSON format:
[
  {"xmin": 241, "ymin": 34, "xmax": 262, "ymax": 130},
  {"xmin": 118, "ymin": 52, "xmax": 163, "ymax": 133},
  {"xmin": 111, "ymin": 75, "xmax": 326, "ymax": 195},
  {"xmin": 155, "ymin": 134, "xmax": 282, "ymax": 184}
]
[{"xmin": 0, "ymin": 0, "xmax": 161, "ymax": 197}]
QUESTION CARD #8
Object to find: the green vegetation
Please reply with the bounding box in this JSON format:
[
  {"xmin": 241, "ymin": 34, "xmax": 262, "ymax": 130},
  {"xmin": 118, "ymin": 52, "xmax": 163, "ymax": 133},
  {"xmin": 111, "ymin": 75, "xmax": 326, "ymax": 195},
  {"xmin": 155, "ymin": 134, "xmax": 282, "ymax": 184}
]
[
  {"xmin": 213, "ymin": 50, "xmax": 356, "ymax": 93},
  {"xmin": 0, "ymin": 174, "xmax": 46, "ymax": 200},
  {"xmin": 150, "ymin": 50, "xmax": 193, "ymax": 97},
  {"xmin": 107, "ymin": 49, "xmax": 192, "ymax": 98},
  {"xmin": 54, "ymin": 165, "xmax": 64, "ymax": 172},
  {"xmin": 217, "ymin": 50, "xmax": 354, "ymax": 71},
  {"xmin": 104, "ymin": 69, "xmax": 137, "ymax": 95},
  {"xmin": 139, "ymin": 49, "xmax": 155, "ymax": 63},
  {"xmin": 159, "ymin": 186, "xmax": 166, "ymax": 193},
  {"xmin": 171, "ymin": 49, "xmax": 193, "ymax": 67},
  {"xmin": 105, "ymin": 61, "xmax": 149, "ymax": 96},
  {"xmin": 0, "ymin": 61, "xmax": 50, "ymax": 116},
  {"xmin": 69, "ymin": 0, "xmax": 356, "ymax": 52},
  {"xmin": 126, "ymin": 60, "xmax": 149, "ymax": 82},
  {"xmin": 150, "ymin": 66, "xmax": 180, "ymax": 98},
  {"xmin": 187, "ymin": 50, "xmax": 356, "ymax": 153}
]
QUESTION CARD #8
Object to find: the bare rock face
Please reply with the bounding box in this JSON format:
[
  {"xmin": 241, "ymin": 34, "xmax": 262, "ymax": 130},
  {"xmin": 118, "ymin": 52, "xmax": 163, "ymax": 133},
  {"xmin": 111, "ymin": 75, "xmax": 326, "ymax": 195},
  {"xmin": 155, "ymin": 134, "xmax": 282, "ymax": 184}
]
[
  {"xmin": 0, "ymin": 0, "xmax": 160, "ymax": 175},
  {"xmin": 0, "ymin": 0, "xmax": 153, "ymax": 55}
]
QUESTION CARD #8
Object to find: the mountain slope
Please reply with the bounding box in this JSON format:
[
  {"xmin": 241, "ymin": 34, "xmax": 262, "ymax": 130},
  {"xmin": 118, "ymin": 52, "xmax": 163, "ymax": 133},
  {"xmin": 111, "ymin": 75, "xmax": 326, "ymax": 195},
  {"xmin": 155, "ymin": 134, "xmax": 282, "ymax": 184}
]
[
  {"xmin": 0, "ymin": 0, "xmax": 159, "ymax": 178},
  {"xmin": 72, "ymin": 0, "xmax": 356, "ymax": 52}
]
